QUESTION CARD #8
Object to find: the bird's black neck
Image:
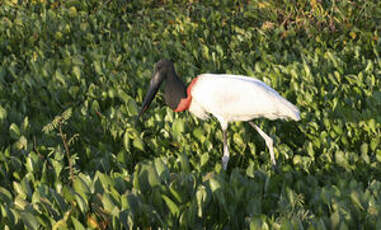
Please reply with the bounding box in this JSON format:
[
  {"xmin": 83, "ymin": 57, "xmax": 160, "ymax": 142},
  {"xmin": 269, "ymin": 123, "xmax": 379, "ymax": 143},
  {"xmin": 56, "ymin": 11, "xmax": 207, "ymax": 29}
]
[{"xmin": 164, "ymin": 72, "xmax": 187, "ymax": 110}]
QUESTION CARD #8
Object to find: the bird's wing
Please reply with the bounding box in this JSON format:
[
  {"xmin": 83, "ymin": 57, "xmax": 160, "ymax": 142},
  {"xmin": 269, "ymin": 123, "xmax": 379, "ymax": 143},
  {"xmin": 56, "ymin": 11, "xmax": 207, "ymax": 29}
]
[{"xmin": 191, "ymin": 74, "xmax": 300, "ymax": 122}]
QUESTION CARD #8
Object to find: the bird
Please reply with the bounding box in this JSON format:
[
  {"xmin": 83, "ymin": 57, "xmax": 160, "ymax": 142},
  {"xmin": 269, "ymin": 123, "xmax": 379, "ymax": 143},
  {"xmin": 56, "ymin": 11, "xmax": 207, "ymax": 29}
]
[{"xmin": 138, "ymin": 59, "xmax": 300, "ymax": 170}]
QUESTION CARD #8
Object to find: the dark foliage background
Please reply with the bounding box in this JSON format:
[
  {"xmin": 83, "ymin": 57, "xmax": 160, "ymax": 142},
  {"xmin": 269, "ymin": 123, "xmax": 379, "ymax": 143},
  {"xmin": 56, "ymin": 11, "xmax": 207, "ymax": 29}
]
[{"xmin": 0, "ymin": 0, "xmax": 380, "ymax": 229}]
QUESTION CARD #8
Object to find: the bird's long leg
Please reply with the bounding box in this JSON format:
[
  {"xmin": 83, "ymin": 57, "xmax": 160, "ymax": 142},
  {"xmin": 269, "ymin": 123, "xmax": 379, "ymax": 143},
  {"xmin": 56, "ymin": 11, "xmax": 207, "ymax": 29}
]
[
  {"xmin": 248, "ymin": 121, "xmax": 276, "ymax": 167},
  {"xmin": 222, "ymin": 128, "xmax": 229, "ymax": 170}
]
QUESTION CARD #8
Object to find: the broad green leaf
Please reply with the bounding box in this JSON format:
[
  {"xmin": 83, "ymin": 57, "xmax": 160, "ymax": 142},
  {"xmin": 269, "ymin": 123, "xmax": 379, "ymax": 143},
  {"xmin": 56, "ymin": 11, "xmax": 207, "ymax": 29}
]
[
  {"xmin": 208, "ymin": 178, "xmax": 221, "ymax": 192},
  {"xmin": 53, "ymin": 209, "xmax": 72, "ymax": 230},
  {"xmin": 87, "ymin": 215, "xmax": 100, "ymax": 229},
  {"xmin": 74, "ymin": 193, "xmax": 88, "ymax": 213},
  {"xmin": 154, "ymin": 158, "xmax": 169, "ymax": 181},
  {"xmin": 178, "ymin": 152, "xmax": 190, "ymax": 172},
  {"xmin": 68, "ymin": 6, "xmax": 77, "ymax": 17},
  {"xmin": 162, "ymin": 195, "xmax": 180, "ymax": 216},
  {"xmin": 73, "ymin": 175, "xmax": 91, "ymax": 202},
  {"xmin": 71, "ymin": 216, "xmax": 85, "ymax": 230},
  {"xmin": 55, "ymin": 70, "xmax": 66, "ymax": 86},
  {"xmin": 0, "ymin": 187, "xmax": 13, "ymax": 205},
  {"xmin": 368, "ymin": 119, "xmax": 376, "ymax": 133},
  {"xmin": 123, "ymin": 130, "xmax": 130, "ymax": 151},
  {"xmin": 127, "ymin": 99, "xmax": 138, "ymax": 115},
  {"xmin": 193, "ymin": 127, "xmax": 205, "ymax": 142},
  {"xmin": 101, "ymin": 193, "xmax": 119, "ymax": 215},
  {"xmin": 196, "ymin": 185, "xmax": 209, "ymax": 217},
  {"xmin": 15, "ymin": 136, "xmax": 27, "ymax": 150},
  {"xmin": 20, "ymin": 211, "xmax": 40, "ymax": 230},
  {"xmin": 147, "ymin": 165, "xmax": 161, "ymax": 188},
  {"xmin": 51, "ymin": 159, "xmax": 64, "ymax": 179},
  {"xmin": 350, "ymin": 191, "xmax": 364, "ymax": 210},
  {"xmin": 72, "ymin": 66, "xmax": 81, "ymax": 81},
  {"xmin": 14, "ymin": 196, "xmax": 28, "ymax": 210},
  {"xmin": 361, "ymin": 143, "xmax": 368, "ymax": 155},
  {"xmin": 97, "ymin": 172, "xmax": 114, "ymax": 190},
  {"xmin": 172, "ymin": 118, "xmax": 185, "ymax": 136},
  {"xmin": 133, "ymin": 138, "xmax": 145, "ymax": 151},
  {"xmin": 93, "ymin": 61, "xmax": 102, "ymax": 75},
  {"xmin": 9, "ymin": 123, "xmax": 20, "ymax": 139},
  {"xmin": 22, "ymin": 116, "xmax": 29, "ymax": 131},
  {"xmin": 13, "ymin": 182, "xmax": 26, "ymax": 199},
  {"xmin": 370, "ymin": 138, "xmax": 378, "ymax": 151},
  {"xmin": 200, "ymin": 153, "xmax": 209, "ymax": 167}
]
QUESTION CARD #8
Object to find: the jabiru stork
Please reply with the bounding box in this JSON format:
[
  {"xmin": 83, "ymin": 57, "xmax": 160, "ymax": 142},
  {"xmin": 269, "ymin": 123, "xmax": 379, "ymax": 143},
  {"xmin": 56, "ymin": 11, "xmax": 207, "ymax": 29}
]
[{"xmin": 138, "ymin": 59, "xmax": 300, "ymax": 170}]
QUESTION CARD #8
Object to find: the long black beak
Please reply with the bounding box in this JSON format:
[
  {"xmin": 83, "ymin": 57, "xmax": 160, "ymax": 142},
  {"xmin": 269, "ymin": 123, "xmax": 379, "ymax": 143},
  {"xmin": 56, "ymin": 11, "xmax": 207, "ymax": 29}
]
[{"xmin": 138, "ymin": 72, "xmax": 163, "ymax": 118}]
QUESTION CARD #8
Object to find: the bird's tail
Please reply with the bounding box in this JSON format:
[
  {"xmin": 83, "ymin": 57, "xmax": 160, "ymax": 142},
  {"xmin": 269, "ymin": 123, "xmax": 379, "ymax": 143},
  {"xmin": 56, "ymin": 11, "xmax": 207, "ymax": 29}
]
[{"xmin": 278, "ymin": 97, "xmax": 301, "ymax": 121}]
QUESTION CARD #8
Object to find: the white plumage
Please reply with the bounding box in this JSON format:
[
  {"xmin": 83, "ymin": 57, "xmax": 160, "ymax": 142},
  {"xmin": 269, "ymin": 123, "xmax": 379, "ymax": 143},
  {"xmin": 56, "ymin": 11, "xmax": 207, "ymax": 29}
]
[
  {"xmin": 188, "ymin": 74, "xmax": 300, "ymax": 169},
  {"xmin": 190, "ymin": 74, "xmax": 300, "ymax": 125}
]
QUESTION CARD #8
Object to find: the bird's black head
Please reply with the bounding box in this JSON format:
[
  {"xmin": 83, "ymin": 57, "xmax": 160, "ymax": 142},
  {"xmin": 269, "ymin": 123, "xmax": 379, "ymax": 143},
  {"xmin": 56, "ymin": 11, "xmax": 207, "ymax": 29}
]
[
  {"xmin": 154, "ymin": 59, "xmax": 175, "ymax": 74},
  {"xmin": 138, "ymin": 59, "xmax": 175, "ymax": 118}
]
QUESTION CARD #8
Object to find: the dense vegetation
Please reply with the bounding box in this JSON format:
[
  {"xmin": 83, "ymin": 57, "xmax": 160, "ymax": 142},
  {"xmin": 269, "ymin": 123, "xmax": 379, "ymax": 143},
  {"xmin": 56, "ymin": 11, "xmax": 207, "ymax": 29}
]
[{"xmin": 0, "ymin": 0, "xmax": 380, "ymax": 229}]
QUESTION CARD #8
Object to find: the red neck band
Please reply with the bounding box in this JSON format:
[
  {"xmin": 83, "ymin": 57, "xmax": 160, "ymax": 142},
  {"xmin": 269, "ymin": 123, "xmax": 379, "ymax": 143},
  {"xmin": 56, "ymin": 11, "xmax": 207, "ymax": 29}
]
[{"xmin": 174, "ymin": 76, "xmax": 199, "ymax": 112}]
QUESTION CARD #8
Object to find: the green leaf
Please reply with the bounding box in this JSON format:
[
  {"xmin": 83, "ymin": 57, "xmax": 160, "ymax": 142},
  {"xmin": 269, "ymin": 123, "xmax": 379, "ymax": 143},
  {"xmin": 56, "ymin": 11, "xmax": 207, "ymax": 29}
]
[
  {"xmin": 202, "ymin": 45, "xmax": 209, "ymax": 60},
  {"xmin": 55, "ymin": 69, "xmax": 67, "ymax": 86},
  {"xmin": 51, "ymin": 159, "xmax": 64, "ymax": 179},
  {"xmin": 330, "ymin": 210, "xmax": 340, "ymax": 229},
  {"xmin": 350, "ymin": 191, "xmax": 364, "ymax": 210},
  {"xmin": 200, "ymin": 153, "xmax": 209, "ymax": 167},
  {"xmin": 68, "ymin": 6, "xmax": 77, "ymax": 17},
  {"xmin": 172, "ymin": 118, "xmax": 185, "ymax": 137},
  {"xmin": 333, "ymin": 124, "xmax": 343, "ymax": 136},
  {"xmin": 250, "ymin": 216, "xmax": 269, "ymax": 230},
  {"xmin": 73, "ymin": 175, "xmax": 91, "ymax": 201},
  {"xmin": 193, "ymin": 127, "xmax": 205, "ymax": 142},
  {"xmin": 20, "ymin": 211, "xmax": 40, "ymax": 229},
  {"xmin": 178, "ymin": 152, "xmax": 190, "ymax": 172},
  {"xmin": 91, "ymin": 100, "xmax": 100, "ymax": 114},
  {"xmin": 293, "ymin": 155, "xmax": 302, "ymax": 165},
  {"xmin": 72, "ymin": 66, "xmax": 81, "ymax": 81},
  {"xmin": 162, "ymin": 195, "xmax": 180, "ymax": 216},
  {"xmin": 133, "ymin": 138, "xmax": 145, "ymax": 151},
  {"xmin": 9, "ymin": 123, "xmax": 21, "ymax": 139},
  {"xmin": 15, "ymin": 136, "xmax": 27, "ymax": 150},
  {"xmin": 233, "ymin": 133, "xmax": 245, "ymax": 149},
  {"xmin": 118, "ymin": 89, "xmax": 130, "ymax": 104},
  {"xmin": 13, "ymin": 182, "xmax": 27, "ymax": 199},
  {"xmin": 101, "ymin": 193, "xmax": 119, "ymax": 215},
  {"xmin": 370, "ymin": 138, "xmax": 378, "ymax": 151},
  {"xmin": 0, "ymin": 105, "xmax": 7, "ymax": 121},
  {"xmin": 335, "ymin": 151, "xmax": 349, "ymax": 169},
  {"xmin": 127, "ymin": 99, "xmax": 138, "ymax": 116},
  {"xmin": 123, "ymin": 131, "xmax": 130, "ymax": 151},
  {"xmin": 361, "ymin": 143, "xmax": 368, "ymax": 155},
  {"xmin": 71, "ymin": 216, "xmax": 85, "ymax": 230},
  {"xmin": 0, "ymin": 187, "xmax": 13, "ymax": 205},
  {"xmin": 53, "ymin": 209, "xmax": 72, "ymax": 230},
  {"xmin": 368, "ymin": 119, "xmax": 376, "ymax": 133},
  {"xmin": 196, "ymin": 185, "xmax": 209, "ymax": 217},
  {"xmin": 208, "ymin": 178, "xmax": 221, "ymax": 192},
  {"xmin": 147, "ymin": 165, "xmax": 161, "ymax": 188},
  {"xmin": 376, "ymin": 150, "xmax": 381, "ymax": 163},
  {"xmin": 25, "ymin": 155, "xmax": 34, "ymax": 173},
  {"xmin": 93, "ymin": 61, "xmax": 102, "ymax": 75},
  {"xmin": 154, "ymin": 158, "xmax": 169, "ymax": 181},
  {"xmin": 74, "ymin": 193, "xmax": 88, "ymax": 213}
]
